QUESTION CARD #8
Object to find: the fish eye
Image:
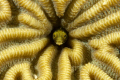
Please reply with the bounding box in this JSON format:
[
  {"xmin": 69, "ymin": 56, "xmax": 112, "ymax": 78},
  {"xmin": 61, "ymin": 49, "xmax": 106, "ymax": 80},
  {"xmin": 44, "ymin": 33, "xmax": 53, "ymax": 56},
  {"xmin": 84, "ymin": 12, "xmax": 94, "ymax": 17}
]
[
  {"xmin": 53, "ymin": 34, "xmax": 55, "ymax": 38},
  {"xmin": 64, "ymin": 35, "xmax": 67, "ymax": 38}
]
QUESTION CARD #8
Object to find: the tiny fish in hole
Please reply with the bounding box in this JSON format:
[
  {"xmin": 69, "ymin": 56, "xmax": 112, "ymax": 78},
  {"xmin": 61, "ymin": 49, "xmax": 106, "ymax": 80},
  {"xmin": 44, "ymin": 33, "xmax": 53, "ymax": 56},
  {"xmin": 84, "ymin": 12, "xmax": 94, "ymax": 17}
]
[{"xmin": 52, "ymin": 28, "xmax": 68, "ymax": 45}]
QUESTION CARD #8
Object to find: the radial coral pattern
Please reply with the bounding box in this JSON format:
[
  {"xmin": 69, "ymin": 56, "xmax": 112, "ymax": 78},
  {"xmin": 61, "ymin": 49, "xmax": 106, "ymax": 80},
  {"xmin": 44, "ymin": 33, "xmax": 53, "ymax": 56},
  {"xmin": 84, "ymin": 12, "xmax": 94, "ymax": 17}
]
[{"xmin": 0, "ymin": 0, "xmax": 120, "ymax": 80}]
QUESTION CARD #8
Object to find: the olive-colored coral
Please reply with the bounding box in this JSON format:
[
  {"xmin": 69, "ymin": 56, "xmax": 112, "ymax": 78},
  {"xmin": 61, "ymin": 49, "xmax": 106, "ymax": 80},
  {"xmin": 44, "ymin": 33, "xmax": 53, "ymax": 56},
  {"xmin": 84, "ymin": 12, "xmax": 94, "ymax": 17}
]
[
  {"xmin": 67, "ymin": 0, "xmax": 120, "ymax": 31},
  {"xmin": 0, "ymin": 0, "xmax": 120, "ymax": 80}
]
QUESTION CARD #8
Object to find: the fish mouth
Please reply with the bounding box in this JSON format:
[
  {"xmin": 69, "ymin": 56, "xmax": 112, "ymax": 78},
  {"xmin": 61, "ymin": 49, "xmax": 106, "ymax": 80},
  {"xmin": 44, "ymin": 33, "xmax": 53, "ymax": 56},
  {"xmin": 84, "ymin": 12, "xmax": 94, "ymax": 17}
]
[{"xmin": 56, "ymin": 41, "xmax": 63, "ymax": 45}]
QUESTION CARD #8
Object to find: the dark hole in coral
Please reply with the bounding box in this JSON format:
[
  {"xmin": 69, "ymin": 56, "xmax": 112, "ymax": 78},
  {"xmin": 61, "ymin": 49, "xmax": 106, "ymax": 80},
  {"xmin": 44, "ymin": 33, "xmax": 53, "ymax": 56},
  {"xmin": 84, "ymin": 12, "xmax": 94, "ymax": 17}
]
[
  {"xmin": 15, "ymin": 72, "xmax": 22, "ymax": 80},
  {"xmin": 48, "ymin": 18, "xmax": 69, "ymax": 48}
]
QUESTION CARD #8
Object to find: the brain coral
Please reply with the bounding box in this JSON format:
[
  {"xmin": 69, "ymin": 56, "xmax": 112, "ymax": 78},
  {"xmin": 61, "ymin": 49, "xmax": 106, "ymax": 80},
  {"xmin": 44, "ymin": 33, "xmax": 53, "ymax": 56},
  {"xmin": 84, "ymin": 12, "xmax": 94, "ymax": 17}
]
[{"xmin": 0, "ymin": 0, "xmax": 120, "ymax": 80}]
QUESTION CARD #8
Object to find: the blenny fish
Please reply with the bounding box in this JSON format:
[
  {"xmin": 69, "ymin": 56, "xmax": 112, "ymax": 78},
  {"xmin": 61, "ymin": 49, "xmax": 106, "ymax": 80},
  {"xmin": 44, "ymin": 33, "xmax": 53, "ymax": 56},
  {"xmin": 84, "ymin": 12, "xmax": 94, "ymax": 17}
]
[{"xmin": 52, "ymin": 28, "xmax": 68, "ymax": 45}]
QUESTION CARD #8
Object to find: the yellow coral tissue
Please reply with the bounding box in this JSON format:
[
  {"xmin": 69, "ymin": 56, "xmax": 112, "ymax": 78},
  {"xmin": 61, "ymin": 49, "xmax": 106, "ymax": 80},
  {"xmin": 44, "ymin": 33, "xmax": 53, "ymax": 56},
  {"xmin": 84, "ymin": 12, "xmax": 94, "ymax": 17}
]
[{"xmin": 0, "ymin": 0, "xmax": 120, "ymax": 80}]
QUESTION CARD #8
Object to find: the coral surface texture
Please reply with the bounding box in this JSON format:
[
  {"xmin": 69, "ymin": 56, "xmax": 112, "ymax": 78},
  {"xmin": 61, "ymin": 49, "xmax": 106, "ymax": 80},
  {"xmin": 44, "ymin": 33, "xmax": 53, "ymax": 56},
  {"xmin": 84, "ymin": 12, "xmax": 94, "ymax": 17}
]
[{"xmin": 0, "ymin": 0, "xmax": 120, "ymax": 80}]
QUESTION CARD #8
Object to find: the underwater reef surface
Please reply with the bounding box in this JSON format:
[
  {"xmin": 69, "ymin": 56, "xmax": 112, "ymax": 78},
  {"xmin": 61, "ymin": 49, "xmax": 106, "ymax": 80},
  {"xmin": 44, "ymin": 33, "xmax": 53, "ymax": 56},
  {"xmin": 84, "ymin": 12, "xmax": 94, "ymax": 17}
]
[{"xmin": 0, "ymin": 0, "xmax": 120, "ymax": 80}]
